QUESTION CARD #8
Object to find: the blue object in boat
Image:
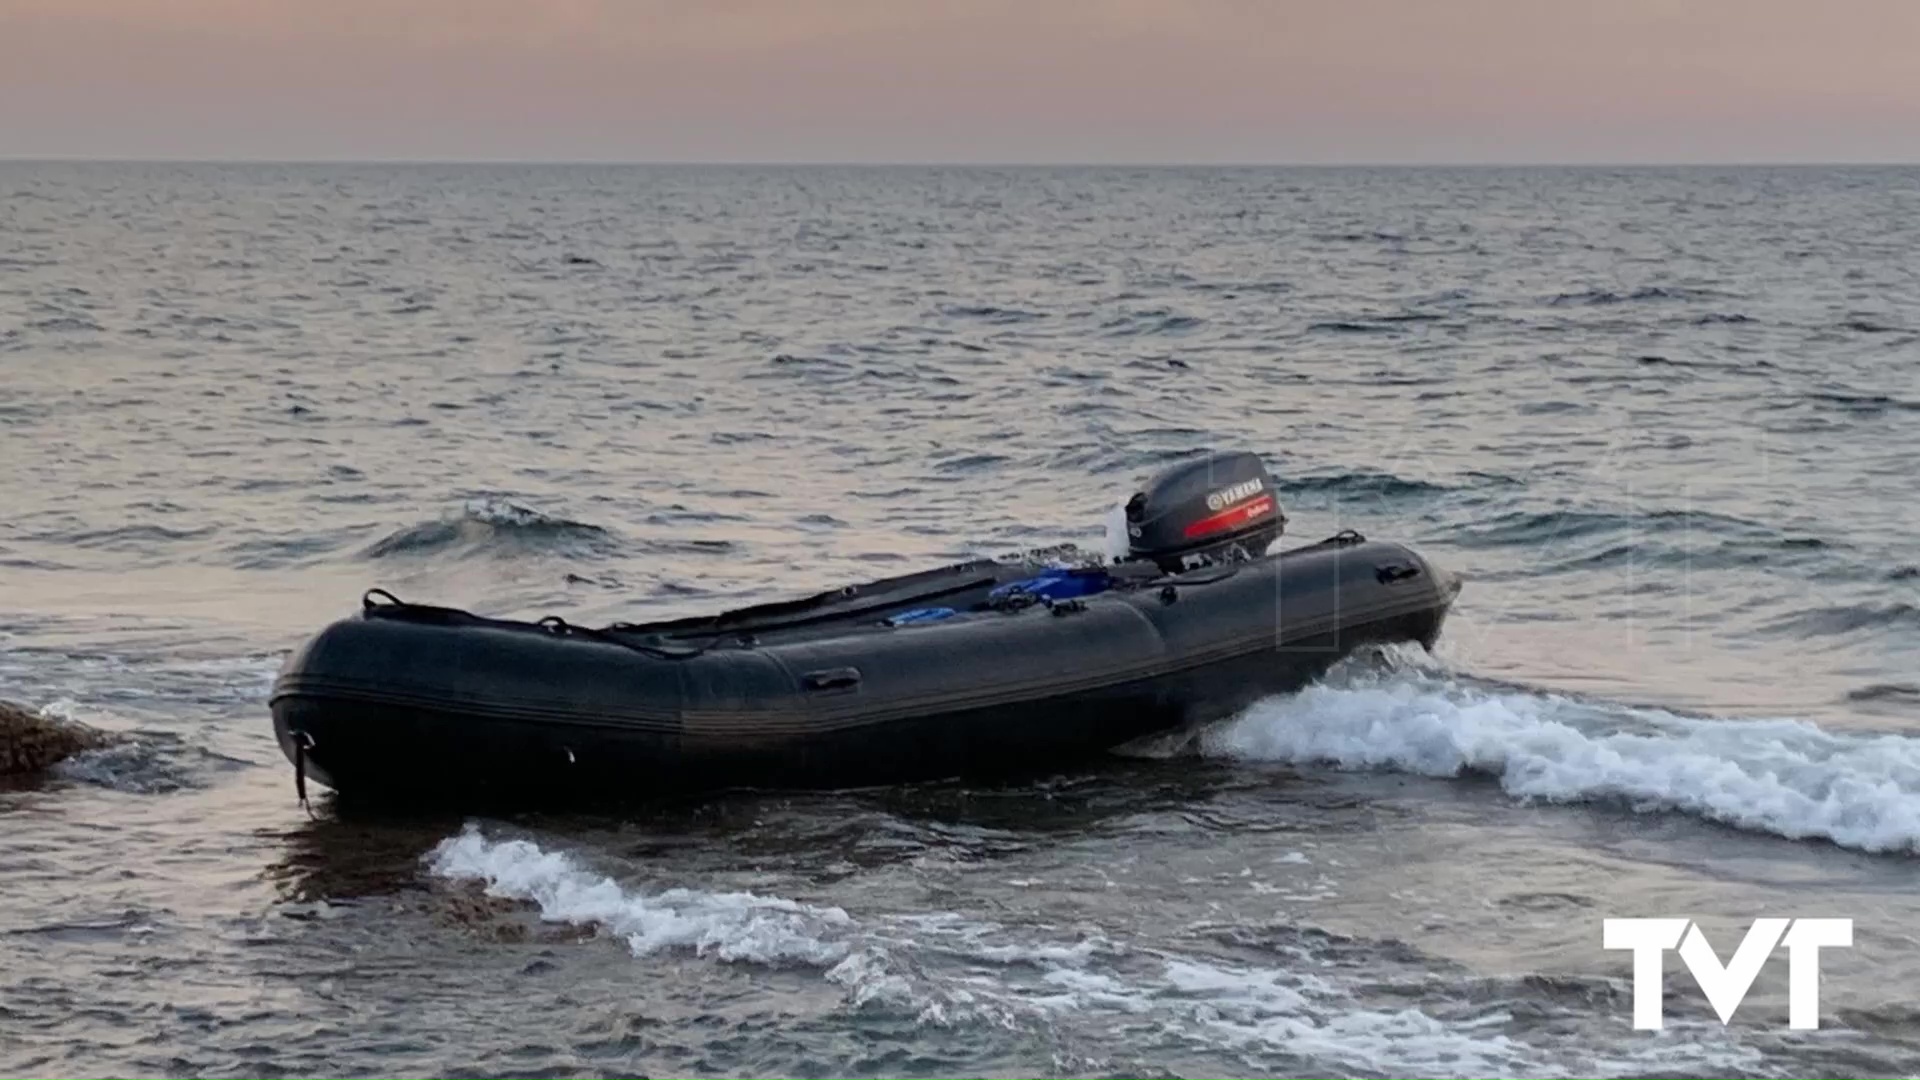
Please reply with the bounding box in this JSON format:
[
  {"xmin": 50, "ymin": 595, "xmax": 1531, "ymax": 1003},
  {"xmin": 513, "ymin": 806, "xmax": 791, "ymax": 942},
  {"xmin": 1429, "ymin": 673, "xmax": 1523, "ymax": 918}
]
[
  {"xmin": 987, "ymin": 567, "xmax": 1113, "ymax": 605},
  {"xmin": 882, "ymin": 606, "xmax": 959, "ymax": 627}
]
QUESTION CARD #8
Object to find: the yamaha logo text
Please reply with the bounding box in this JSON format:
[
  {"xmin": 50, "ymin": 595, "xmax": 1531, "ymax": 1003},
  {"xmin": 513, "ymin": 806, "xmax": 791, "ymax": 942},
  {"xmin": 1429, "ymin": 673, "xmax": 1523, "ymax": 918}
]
[{"xmin": 1204, "ymin": 477, "xmax": 1264, "ymax": 511}]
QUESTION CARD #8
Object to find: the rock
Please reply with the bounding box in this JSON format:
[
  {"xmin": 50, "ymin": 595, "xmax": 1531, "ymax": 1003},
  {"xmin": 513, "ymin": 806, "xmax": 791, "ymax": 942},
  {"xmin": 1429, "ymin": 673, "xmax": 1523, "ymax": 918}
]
[
  {"xmin": 432, "ymin": 881, "xmax": 596, "ymax": 945},
  {"xmin": 0, "ymin": 699, "xmax": 116, "ymax": 775}
]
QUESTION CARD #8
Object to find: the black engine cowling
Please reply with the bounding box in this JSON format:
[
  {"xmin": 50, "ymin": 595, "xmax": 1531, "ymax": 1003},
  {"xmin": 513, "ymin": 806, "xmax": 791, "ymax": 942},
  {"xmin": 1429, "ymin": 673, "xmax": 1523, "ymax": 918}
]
[{"xmin": 1123, "ymin": 451, "xmax": 1286, "ymax": 572}]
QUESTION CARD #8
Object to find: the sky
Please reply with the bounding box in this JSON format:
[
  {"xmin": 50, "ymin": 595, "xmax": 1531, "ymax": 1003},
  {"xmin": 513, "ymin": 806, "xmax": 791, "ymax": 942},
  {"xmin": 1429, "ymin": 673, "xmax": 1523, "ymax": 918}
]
[{"xmin": 2, "ymin": 0, "xmax": 1917, "ymax": 165}]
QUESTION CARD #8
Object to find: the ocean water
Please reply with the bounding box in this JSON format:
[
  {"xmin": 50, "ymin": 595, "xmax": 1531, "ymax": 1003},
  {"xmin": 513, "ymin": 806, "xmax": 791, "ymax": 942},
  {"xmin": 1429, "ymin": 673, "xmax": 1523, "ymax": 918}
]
[{"xmin": 2, "ymin": 162, "xmax": 1919, "ymax": 1078}]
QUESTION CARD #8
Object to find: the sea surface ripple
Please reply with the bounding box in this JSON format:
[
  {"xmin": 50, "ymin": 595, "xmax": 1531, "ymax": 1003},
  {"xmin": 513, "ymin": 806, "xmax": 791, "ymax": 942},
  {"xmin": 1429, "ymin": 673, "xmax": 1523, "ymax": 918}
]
[{"xmin": 3, "ymin": 163, "xmax": 1919, "ymax": 1078}]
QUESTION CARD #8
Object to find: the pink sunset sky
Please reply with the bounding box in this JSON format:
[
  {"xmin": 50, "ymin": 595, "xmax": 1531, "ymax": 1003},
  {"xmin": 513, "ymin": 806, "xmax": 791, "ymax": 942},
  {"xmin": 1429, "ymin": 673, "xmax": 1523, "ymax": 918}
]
[{"xmin": 2, "ymin": 0, "xmax": 1917, "ymax": 164}]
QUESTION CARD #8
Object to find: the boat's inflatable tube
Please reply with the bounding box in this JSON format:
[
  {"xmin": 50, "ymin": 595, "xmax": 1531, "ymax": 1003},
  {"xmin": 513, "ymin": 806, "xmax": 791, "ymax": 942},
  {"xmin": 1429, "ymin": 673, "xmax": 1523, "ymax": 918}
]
[{"xmin": 271, "ymin": 533, "xmax": 1459, "ymax": 804}]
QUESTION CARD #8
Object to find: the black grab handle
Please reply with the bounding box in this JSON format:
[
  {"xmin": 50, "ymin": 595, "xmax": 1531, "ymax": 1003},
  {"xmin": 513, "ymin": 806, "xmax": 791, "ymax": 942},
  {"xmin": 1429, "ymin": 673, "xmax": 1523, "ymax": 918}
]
[
  {"xmin": 801, "ymin": 667, "xmax": 863, "ymax": 691},
  {"xmin": 362, "ymin": 588, "xmax": 404, "ymax": 611}
]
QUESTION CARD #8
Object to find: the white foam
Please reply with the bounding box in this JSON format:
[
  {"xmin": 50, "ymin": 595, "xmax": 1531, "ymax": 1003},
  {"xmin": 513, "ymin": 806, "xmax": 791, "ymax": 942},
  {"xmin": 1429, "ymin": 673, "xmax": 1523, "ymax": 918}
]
[
  {"xmin": 35, "ymin": 697, "xmax": 93, "ymax": 724},
  {"xmin": 824, "ymin": 947, "xmax": 919, "ymax": 1012},
  {"xmin": 421, "ymin": 826, "xmax": 1770, "ymax": 1077},
  {"xmin": 427, "ymin": 826, "xmax": 854, "ymax": 965},
  {"xmin": 1202, "ymin": 674, "xmax": 1920, "ymax": 853},
  {"xmin": 460, "ymin": 495, "xmax": 560, "ymax": 528},
  {"xmin": 1160, "ymin": 957, "xmax": 1532, "ymax": 1077}
]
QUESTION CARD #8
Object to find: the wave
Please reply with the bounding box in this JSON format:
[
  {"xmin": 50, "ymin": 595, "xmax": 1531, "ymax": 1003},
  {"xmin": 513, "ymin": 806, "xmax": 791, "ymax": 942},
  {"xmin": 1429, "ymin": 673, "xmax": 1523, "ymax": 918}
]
[
  {"xmin": 427, "ymin": 824, "xmax": 1764, "ymax": 1076},
  {"xmin": 1847, "ymin": 683, "xmax": 1920, "ymax": 704},
  {"xmin": 1312, "ymin": 230, "xmax": 1406, "ymax": 244},
  {"xmin": 358, "ymin": 497, "xmax": 619, "ymax": 561},
  {"xmin": 218, "ymin": 528, "xmax": 374, "ymax": 570},
  {"xmin": 1547, "ymin": 285, "xmax": 1722, "ymax": 306},
  {"xmin": 936, "ymin": 304, "xmax": 1044, "ymax": 323},
  {"xmin": 432, "ymin": 822, "xmax": 1574, "ymax": 1068},
  {"xmin": 931, "ymin": 452, "xmax": 1012, "ymax": 474},
  {"xmin": 55, "ymin": 524, "xmax": 215, "ymax": 551},
  {"xmin": 0, "ymin": 556, "xmax": 75, "ymax": 571},
  {"xmin": 1307, "ymin": 320, "xmax": 1398, "ymax": 334},
  {"xmin": 1804, "ymin": 391, "xmax": 1920, "ymax": 415},
  {"xmin": 50, "ymin": 736, "xmax": 225, "ymax": 794},
  {"xmin": 753, "ymin": 353, "xmax": 857, "ymax": 383},
  {"xmin": 1446, "ymin": 506, "xmax": 1790, "ymax": 552},
  {"xmin": 635, "ymin": 537, "xmax": 737, "ymax": 557},
  {"xmin": 1279, "ymin": 471, "xmax": 1466, "ymax": 500},
  {"xmin": 1308, "ymin": 313, "xmax": 1447, "ymax": 334},
  {"xmin": 1839, "ymin": 318, "xmax": 1904, "ymax": 334},
  {"xmin": 1505, "ymin": 531, "xmax": 1874, "ymax": 580},
  {"xmin": 1100, "ymin": 309, "xmax": 1204, "ymax": 336},
  {"xmin": 1187, "ymin": 279, "xmax": 1293, "ymax": 295},
  {"xmin": 25, "ymin": 314, "xmax": 104, "ymax": 333},
  {"xmin": 1196, "ymin": 669, "xmax": 1920, "ymax": 854},
  {"xmin": 10, "ymin": 701, "xmax": 238, "ymax": 794},
  {"xmin": 1631, "ymin": 353, "xmax": 1754, "ymax": 371},
  {"xmin": 1443, "ymin": 503, "xmax": 1889, "ymax": 584},
  {"xmin": 1761, "ymin": 602, "xmax": 1920, "ymax": 639},
  {"xmin": 766, "ymin": 352, "xmax": 850, "ymax": 369},
  {"xmin": 427, "ymin": 826, "xmax": 854, "ymax": 965}
]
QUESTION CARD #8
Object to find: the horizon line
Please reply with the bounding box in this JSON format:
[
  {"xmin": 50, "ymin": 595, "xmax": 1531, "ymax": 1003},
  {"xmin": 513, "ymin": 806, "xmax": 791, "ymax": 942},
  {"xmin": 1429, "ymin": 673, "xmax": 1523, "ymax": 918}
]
[{"xmin": 5, "ymin": 155, "xmax": 1920, "ymax": 170}]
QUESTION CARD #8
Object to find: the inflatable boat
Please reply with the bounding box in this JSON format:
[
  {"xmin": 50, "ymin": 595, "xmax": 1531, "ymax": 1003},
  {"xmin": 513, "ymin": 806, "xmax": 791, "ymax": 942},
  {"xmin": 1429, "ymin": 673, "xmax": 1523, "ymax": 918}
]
[{"xmin": 271, "ymin": 452, "xmax": 1460, "ymax": 804}]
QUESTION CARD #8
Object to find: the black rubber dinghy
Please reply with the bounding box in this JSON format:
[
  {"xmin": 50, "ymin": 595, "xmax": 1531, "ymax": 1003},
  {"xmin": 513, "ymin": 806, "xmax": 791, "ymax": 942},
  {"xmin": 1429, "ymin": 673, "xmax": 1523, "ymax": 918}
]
[{"xmin": 271, "ymin": 453, "xmax": 1461, "ymax": 804}]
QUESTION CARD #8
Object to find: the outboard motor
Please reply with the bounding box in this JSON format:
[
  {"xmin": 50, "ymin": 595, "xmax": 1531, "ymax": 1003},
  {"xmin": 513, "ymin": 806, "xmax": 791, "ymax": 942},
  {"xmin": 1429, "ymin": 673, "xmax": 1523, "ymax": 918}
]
[{"xmin": 1121, "ymin": 451, "xmax": 1286, "ymax": 572}]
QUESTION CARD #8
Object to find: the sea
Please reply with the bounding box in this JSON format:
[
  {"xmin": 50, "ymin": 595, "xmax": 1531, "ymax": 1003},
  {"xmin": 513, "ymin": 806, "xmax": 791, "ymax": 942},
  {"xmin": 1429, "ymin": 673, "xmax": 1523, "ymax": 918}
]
[{"xmin": 2, "ymin": 162, "xmax": 1918, "ymax": 1079}]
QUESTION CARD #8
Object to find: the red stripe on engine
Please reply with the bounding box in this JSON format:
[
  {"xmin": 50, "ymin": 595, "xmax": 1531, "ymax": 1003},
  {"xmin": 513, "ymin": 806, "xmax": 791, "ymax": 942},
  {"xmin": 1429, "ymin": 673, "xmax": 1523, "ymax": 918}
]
[{"xmin": 1183, "ymin": 493, "xmax": 1276, "ymax": 539}]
